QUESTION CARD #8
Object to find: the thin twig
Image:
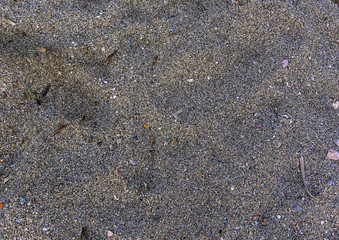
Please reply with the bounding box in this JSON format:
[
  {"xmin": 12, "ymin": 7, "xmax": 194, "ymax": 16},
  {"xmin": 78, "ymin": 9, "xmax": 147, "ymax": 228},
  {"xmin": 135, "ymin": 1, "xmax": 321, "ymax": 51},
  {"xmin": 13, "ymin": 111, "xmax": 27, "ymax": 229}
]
[
  {"xmin": 80, "ymin": 226, "xmax": 89, "ymax": 240},
  {"xmin": 172, "ymin": 109, "xmax": 182, "ymax": 120},
  {"xmin": 299, "ymin": 156, "xmax": 316, "ymax": 199}
]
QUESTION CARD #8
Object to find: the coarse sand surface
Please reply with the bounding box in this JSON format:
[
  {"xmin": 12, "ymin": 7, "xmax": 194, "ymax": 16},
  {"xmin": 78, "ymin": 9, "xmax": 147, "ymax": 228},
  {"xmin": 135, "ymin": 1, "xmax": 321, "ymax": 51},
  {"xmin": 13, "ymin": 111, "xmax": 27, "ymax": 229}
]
[{"xmin": 0, "ymin": 0, "xmax": 338, "ymax": 239}]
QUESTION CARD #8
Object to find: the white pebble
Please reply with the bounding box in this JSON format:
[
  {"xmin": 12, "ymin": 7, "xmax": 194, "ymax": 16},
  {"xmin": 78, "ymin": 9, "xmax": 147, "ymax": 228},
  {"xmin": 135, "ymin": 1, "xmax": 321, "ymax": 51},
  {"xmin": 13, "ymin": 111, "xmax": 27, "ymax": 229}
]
[
  {"xmin": 107, "ymin": 230, "xmax": 114, "ymax": 237},
  {"xmin": 331, "ymin": 101, "xmax": 339, "ymax": 109}
]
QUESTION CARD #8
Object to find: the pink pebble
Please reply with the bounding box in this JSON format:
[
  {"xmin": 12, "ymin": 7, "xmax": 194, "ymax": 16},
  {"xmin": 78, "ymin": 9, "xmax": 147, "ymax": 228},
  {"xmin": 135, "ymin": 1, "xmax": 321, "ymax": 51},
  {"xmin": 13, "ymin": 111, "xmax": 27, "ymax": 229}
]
[
  {"xmin": 107, "ymin": 230, "xmax": 114, "ymax": 237},
  {"xmin": 277, "ymin": 141, "xmax": 283, "ymax": 148},
  {"xmin": 282, "ymin": 59, "xmax": 289, "ymax": 67},
  {"xmin": 327, "ymin": 149, "xmax": 339, "ymax": 160}
]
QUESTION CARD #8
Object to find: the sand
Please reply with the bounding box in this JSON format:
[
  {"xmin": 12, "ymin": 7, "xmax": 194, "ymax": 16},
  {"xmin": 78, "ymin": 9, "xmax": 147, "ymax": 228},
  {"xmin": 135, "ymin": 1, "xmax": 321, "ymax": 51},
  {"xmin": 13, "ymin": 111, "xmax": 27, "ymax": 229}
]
[{"xmin": 0, "ymin": 0, "xmax": 338, "ymax": 239}]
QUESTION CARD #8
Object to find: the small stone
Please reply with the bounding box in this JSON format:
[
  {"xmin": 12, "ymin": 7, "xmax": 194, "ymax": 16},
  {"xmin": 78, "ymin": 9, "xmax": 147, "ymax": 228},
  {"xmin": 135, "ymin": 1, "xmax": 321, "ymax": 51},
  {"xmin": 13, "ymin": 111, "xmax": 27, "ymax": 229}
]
[
  {"xmin": 107, "ymin": 230, "xmax": 114, "ymax": 237},
  {"xmin": 331, "ymin": 101, "xmax": 339, "ymax": 109},
  {"xmin": 293, "ymin": 205, "xmax": 302, "ymax": 211},
  {"xmin": 282, "ymin": 59, "xmax": 289, "ymax": 67},
  {"xmin": 327, "ymin": 149, "xmax": 339, "ymax": 160},
  {"xmin": 277, "ymin": 141, "xmax": 283, "ymax": 148},
  {"xmin": 187, "ymin": 78, "xmax": 194, "ymax": 83},
  {"xmin": 19, "ymin": 197, "xmax": 25, "ymax": 205},
  {"xmin": 16, "ymin": 217, "xmax": 23, "ymax": 223},
  {"xmin": 327, "ymin": 179, "xmax": 334, "ymax": 186},
  {"xmin": 334, "ymin": 139, "xmax": 339, "ymax": 147}
]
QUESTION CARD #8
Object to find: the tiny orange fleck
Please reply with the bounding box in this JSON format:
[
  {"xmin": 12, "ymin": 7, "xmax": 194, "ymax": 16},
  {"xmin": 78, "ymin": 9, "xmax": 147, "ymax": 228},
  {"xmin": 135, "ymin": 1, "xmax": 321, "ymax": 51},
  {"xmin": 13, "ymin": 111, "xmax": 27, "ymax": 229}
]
[
  {"xmin": 0, "ymin": 203, "xmax": 5, "ymax": 210},
  {"xmin": 143, "ymin": 123, "xmax": 149, "ymax": 129}
]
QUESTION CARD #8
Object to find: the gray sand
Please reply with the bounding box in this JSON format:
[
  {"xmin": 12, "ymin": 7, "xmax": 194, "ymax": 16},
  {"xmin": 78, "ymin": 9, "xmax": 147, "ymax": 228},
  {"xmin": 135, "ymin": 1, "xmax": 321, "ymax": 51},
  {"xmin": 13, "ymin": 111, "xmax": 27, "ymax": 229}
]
[{"xmin": 0, "ymin": 0, "xmax": 338, "ymax": 239}]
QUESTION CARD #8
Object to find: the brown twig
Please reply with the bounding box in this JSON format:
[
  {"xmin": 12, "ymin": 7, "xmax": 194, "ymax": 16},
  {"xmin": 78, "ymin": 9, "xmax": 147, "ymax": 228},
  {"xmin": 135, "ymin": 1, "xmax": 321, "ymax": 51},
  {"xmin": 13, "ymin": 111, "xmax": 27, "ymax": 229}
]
[
  {"xmin": 80, "ymin": 226, "xmax": 89, "ymax": 240},
  {"xmin": 105, "ymin": 50, "xmax": 118, "ymax": 62},
  {"xmin": 41, "ymin": 83, "xmax": 51, "ymax": 97},
  {"xmin": 54, "ymin": 123, "xmax": 71, "ymax": 134},
  {"xmin": 299, "ymin": 156, "xmax": 316, "ymax": 199}
]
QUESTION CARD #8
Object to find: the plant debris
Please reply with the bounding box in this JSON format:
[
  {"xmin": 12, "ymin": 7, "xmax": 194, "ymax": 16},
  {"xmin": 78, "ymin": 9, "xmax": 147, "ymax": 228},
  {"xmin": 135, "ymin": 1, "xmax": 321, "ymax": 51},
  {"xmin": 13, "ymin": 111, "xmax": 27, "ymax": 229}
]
[
  {"xmin": 80, "ymin": 226, "xmax": 89, "ymax": 240},
  {"xmin": 105, "ymin": 50, "xmax": 118, "ymax": 62},
  {"xmin": 299, "ymin": 156, "xmax": 316, "ymax": 199},
  {"xmin": 152, "ymin": 55, "xmax": 158, "ymax": 65},
  {"xmin": 54, "ymin": 123, "xmax": 70, "ymax": 134},
  {"xmin": 36, "ymin": 47, "xmax": 47, "ymax": 53},
  {"xmin": 2, "ymin": 18, "xmax": 16, "ymax": 26},
  {"xmin": 35, "ymin": 83, "xmax": 51, "ymax": 106},
  {"xmin": 172, "ymin": 109, "xmax": 182, "ymax": 120},
  {"xmin": 41, "ymin": 83, "xmax": 51, "ymax": 97}
]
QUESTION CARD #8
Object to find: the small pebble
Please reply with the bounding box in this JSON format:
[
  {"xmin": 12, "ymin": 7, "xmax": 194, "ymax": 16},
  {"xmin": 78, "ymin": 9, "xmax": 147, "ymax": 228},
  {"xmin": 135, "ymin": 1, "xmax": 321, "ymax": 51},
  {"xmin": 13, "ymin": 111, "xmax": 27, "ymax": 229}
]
[
  {"xmin": 133, "ymin": 136, "xmax": 138, "ymax": 141},
  {"xmin": 107, "ymin": 230, "xmax": 114, "ymax": 237},
  {"xmin": 327, "ymin": 149, "xmax": 339, "ymax": 160},
  {"xmin": 256, "ymin": 124, "xmax": 262, "ymax": 128},
  {"xmin": 19, "ymin": 197, "xmax": 25, "ymax": 205},
  {"xmin": 277, "ymin": 141, "xmax": 283, "ymax": 148},
  {"xmin": 130, "ymin": 160, "xmax": 136, "ymax": 165},
  {"xmin": 16, "ymin": 217, "xmax": 23, "ymax": 223},
  {"xmin": 331, "ymin": 101, "xmax": 339, "ymax": 109},
  {"xmin": 334, "ymin": 139, "xmax": 339, "ymax": 147},
  {"xmin": 282, "ymin": 59, "xmax": 289, "ymax": 67},
  {"xmin": 327, "ymin": 179, "xmax": 334, "ymax": 186},
  {"xmin": 293, "ymin": 205, "xmax": 302, "ymax": 211}
]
